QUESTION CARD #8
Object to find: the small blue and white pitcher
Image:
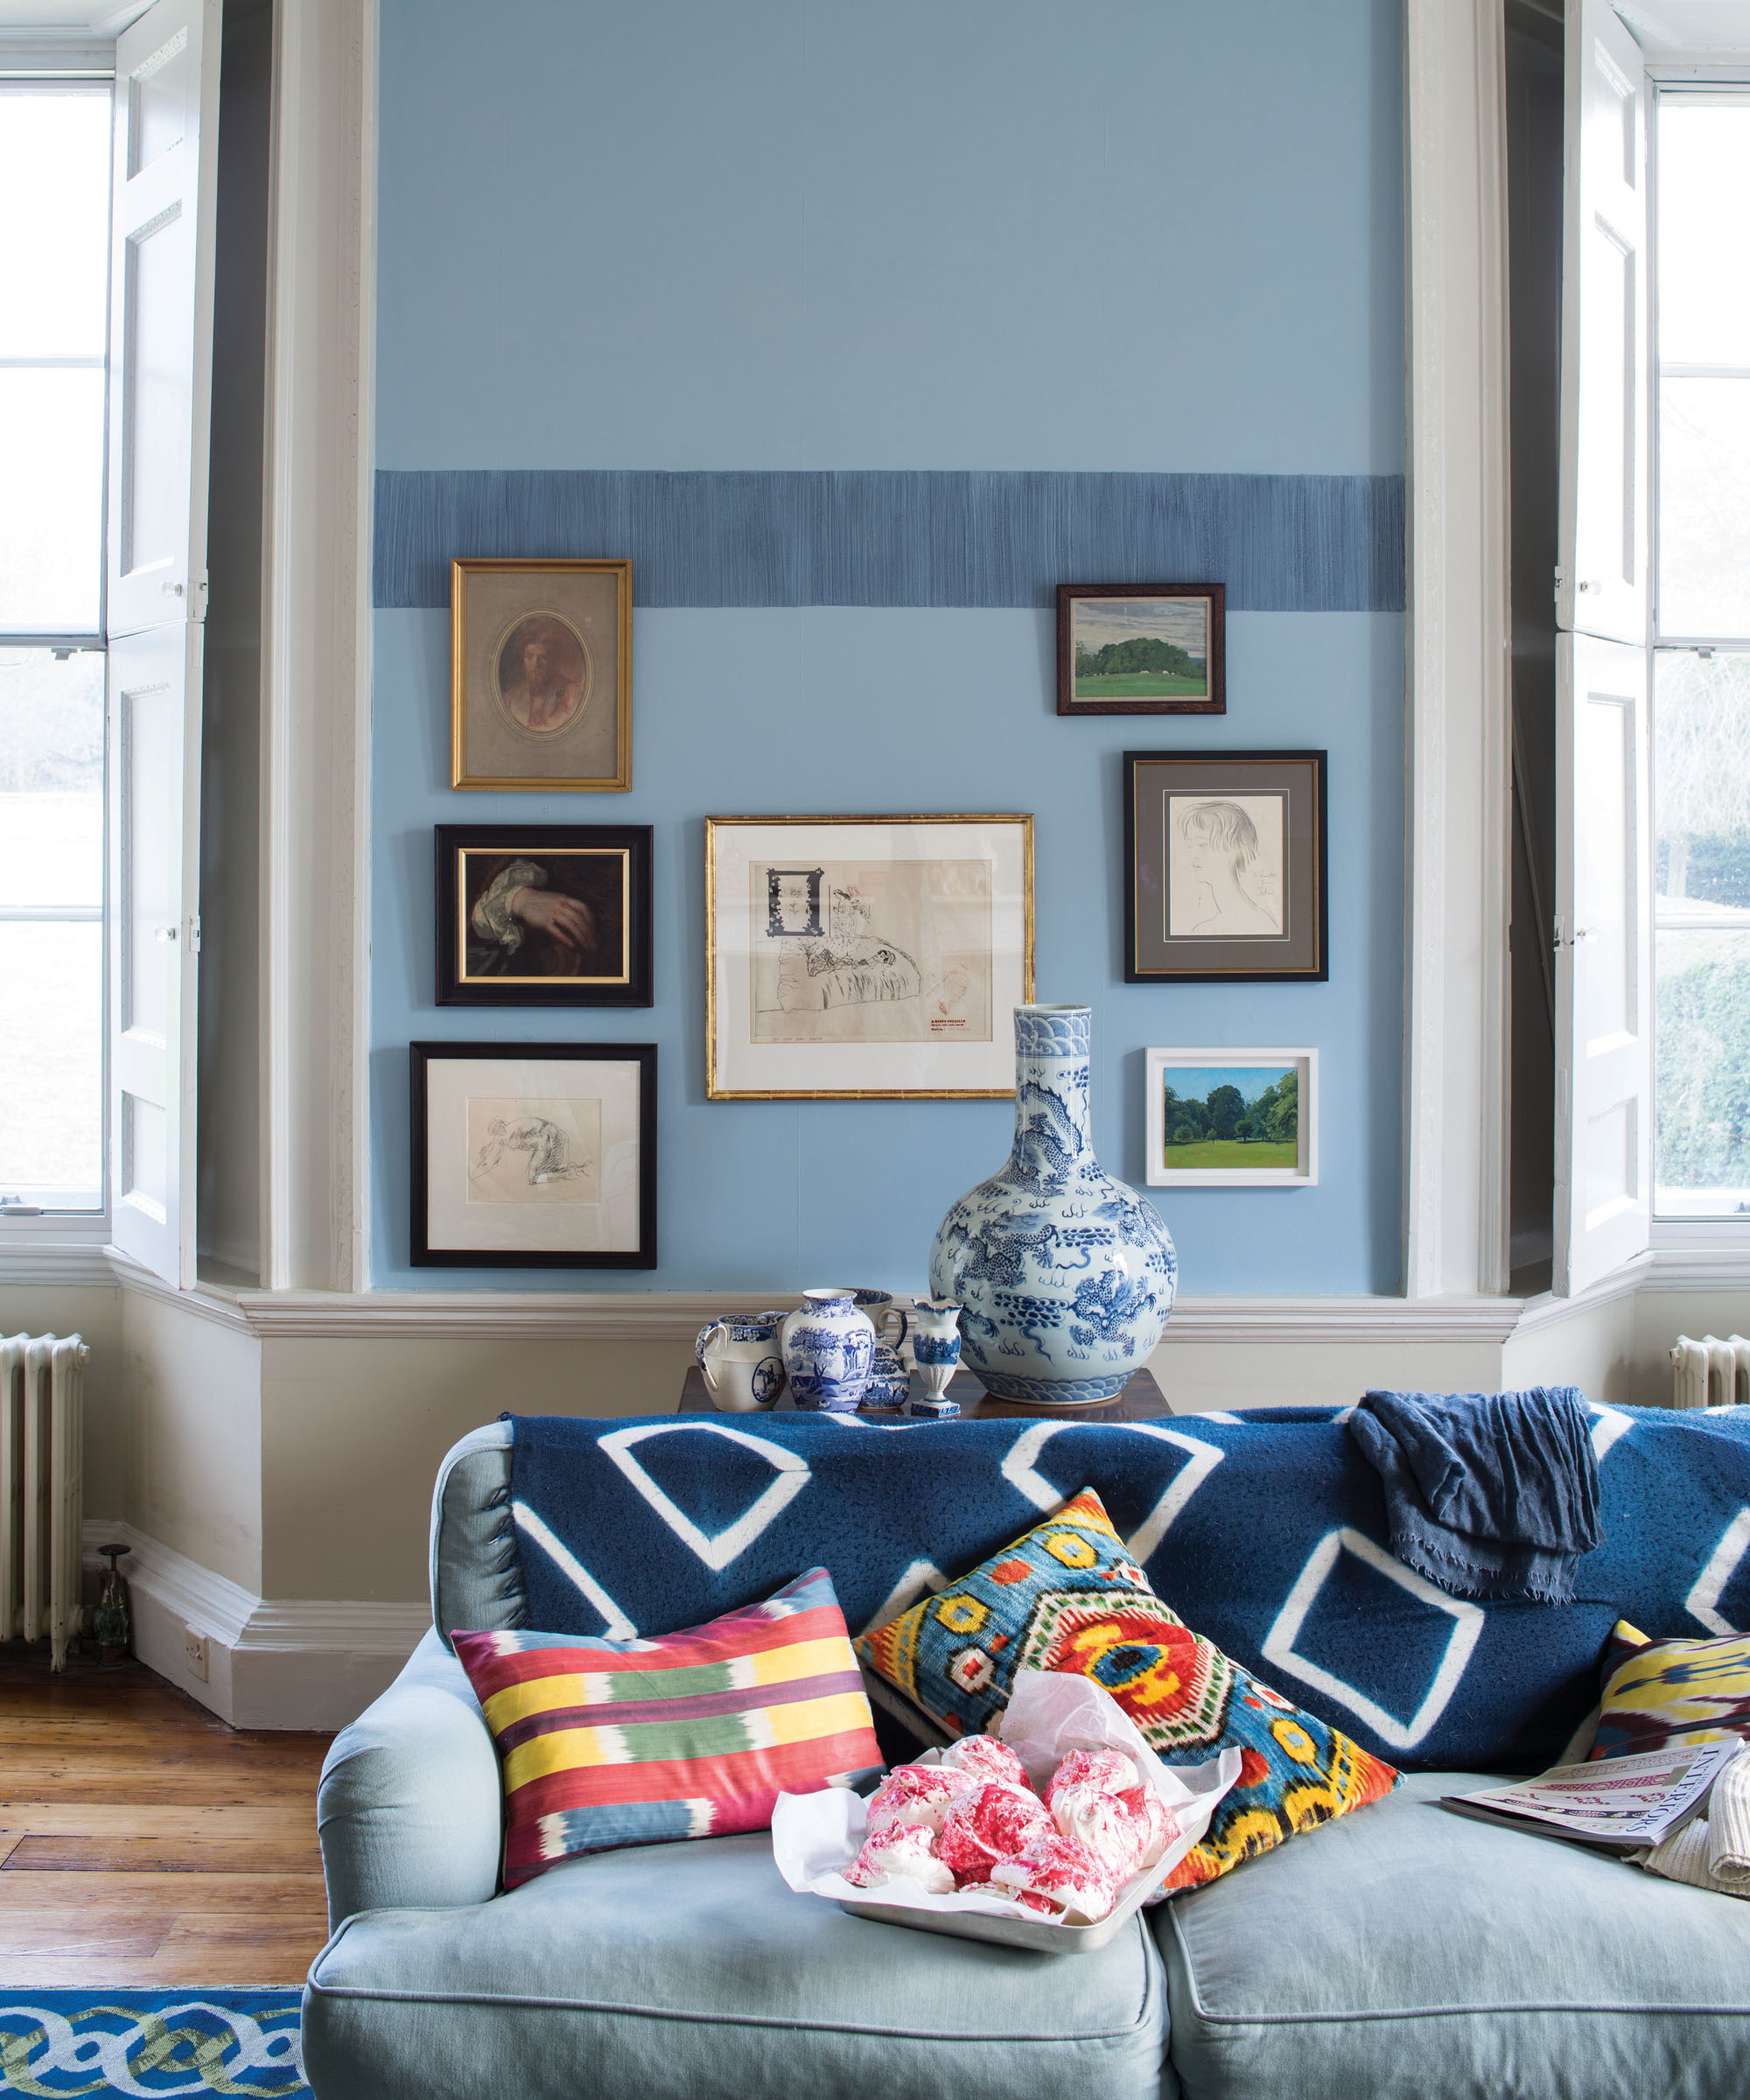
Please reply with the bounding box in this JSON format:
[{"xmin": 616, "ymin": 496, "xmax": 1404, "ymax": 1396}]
[
  {"xmin": 694, "ymin": 1312, "xmax": 787, "ymax": 1412},
  {"xmin": 910, "ymin": 1299, "xmax": 963, "ymax": 1404}
]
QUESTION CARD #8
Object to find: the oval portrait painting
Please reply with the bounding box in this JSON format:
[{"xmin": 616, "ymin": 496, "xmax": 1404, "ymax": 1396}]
[{"xmin": 493, "ymin": 612, "xmax": 593, "ymax": 739}]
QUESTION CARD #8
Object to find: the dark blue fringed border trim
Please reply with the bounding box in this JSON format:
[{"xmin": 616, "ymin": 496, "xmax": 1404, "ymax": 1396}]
[{"xmin": 374, "ymin": 469, "xmax": 1404, "ymax": 613}]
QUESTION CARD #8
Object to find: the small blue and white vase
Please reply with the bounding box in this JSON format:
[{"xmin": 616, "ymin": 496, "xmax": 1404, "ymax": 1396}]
[
  {"xmin": 780, "ymin": 1289, "xmax": 876, "ymax": 1412},
  {"xmin": 928, "ymin": 1004, "xmax": 1177, "ymax": 1406},
  {"xmin": 910, "ymin": 1299, "xmax": 963, "ymax": 1403}
]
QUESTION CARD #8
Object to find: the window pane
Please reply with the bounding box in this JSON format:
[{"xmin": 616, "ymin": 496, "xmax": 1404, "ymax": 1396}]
[
  {"xmin": 0, "ymin": 649, "xmax": 103, "ymax": 1208},
  {"xmin": 1659, "ymin": 378, "xmax": 1750, "ymax": 634},
  {"xmin": 1657, "ymin": 96, "xmax": 1750, "ymax": 637},
  {"xmin": 1655, "ymin": 648, "xmax": 1750, "ymax": 1211},
  {"xmin": 0, "ymin": 367, "xmax": 104, "ymax": 634},
  {"xmin": 0, "ymin": 86, "xmax": 109, "ymax": 361}
]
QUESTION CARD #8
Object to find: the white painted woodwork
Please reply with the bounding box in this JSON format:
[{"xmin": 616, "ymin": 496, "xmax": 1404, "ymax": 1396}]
[
  {"xmin": 1402, "ymin": 0, "xmax": 1514, "ymax": 1297},
  {"xmin": 1554, "ymin": 633, "xmax": 1655, "ymax": 1293},
  {"xmin": 105, "ymin": 0, "xmax": 221, "ymax": 639},
  {"xmin": 107, "ymin": 623, "xmax": 203, "ymax": 1284},
  {"xmin": 103, "ymin": 0, "xmax": 222, "ymax": 1289},
  {"xmin": 259, "ymin": 0, "xmax": 376, "ymax": 1290},
  {"xmin": 1558, "ymin": 0, "xmax": 1649, "ymax": 644}
]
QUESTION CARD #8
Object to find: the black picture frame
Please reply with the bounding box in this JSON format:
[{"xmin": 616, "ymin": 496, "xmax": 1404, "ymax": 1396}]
[
  {"xmin": 410, "ymin": 1040, "xmax": 658, "ymax": 1268},
  {"xmin": 436, "ymin": 825, "xmax": 653, "ymax": 1006},
  {"xmin": 1057, "ymin": 584, "xmax": 1226, "ymax": 717},
  {"xmin": 1124, "ymin": 750, "xmax": 1327, "ymax": 983}
]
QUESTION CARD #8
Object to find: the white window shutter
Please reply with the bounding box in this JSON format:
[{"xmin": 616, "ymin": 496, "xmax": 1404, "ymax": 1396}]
[
  {"xmin": 1554, "ymin": 634, "xmax": 1653, "ymax": 1294},
  {"xmin": 105, "ymin": 0, "xmax": 222, "ymax": 1288},
  {"xmin": 1552, "ymin": 0, "xmax": 1653, "ymax": 1297},
  {"xmin": 1557, "ymin": 0, "xmax": 1648, "ymax": 645}
]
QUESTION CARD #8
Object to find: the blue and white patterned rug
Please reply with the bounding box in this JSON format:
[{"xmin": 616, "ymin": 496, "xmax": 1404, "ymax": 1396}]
[{"xmin": 0, "ymin": 1994, "xmax": 304, "ymax": 2097}]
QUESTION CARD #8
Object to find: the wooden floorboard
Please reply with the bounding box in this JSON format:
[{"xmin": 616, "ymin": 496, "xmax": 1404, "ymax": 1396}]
[{"xmin": 0, "ymin": 1641, "xmax": 332, "ymax": 1986}]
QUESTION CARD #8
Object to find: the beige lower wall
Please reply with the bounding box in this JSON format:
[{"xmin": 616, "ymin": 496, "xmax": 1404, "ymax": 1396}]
[
  {"xmin": 120, "ymin": 1292, "xmax": 263, "ymax": 1595},
  {"xmin": 258, "ymin": 1334, "xmax": 693, "ymax": 1599}
]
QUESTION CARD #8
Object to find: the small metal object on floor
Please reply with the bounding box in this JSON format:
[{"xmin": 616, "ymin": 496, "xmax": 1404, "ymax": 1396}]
[{"xmin": 677, "ymin": 1362, "xmax": 1169, "ymax": 1421}]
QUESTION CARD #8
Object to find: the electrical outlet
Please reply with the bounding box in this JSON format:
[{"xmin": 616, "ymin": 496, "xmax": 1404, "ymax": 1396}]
[{"xmin": 185, "ymin": 1630, "xmax": 209, "ymax": 1682}]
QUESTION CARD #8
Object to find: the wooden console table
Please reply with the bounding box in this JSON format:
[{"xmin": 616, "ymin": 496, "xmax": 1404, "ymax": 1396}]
[{"xmin": 676, "ymin": 1363, "xmax": 1169, "ymax": 1423}]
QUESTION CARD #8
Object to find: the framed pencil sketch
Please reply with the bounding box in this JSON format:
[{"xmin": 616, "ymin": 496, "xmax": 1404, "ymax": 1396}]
[
  {"xmin": 1124, "ymin": 750, "xmax": 1326, "ymax": 983},
  {"xmin": 410, "ymin": 1041, "xmax": 657, "ymax": 1267},
  {"xmin": 435, "ymin": 825, "xmax": 653, "ymax": 1007},
  {"xmin": 705, "ymin": 815, "xmax": 1034, "ymax": 1099},
  {"xmin": 1057, "ymin": 584, "xmax": 1225, "ymax": 716},
  {"xmin": 1145, "ymin": 1047, "xmax": 1318, "ymax": 1187},
  {"xmin": 451, "ymin": 557, "xmax": 632, "ymax": 791}
]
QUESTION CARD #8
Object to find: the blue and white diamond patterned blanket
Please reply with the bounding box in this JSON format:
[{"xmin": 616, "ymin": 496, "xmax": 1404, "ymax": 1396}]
[{"xmin": 503, "ymin": 1404, "xmax": 1750, "ymax": 1773}]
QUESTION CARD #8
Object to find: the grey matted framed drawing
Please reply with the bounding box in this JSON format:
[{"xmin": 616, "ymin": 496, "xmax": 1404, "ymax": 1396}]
[
  {"xmin": 1124, "ymin": 750, "xmax": 1326, "ymax": 982},
  {"xmin": 1145, "ymin": 1047, "xmax": 1318, "ymax": 1187},
  {"xmin": 451, "ymin": 558, "xmax": 632, "ymax": 792},
  {"xmin": 705, "ymin": 815, "xmax": 1034, "ymax": 1099}
]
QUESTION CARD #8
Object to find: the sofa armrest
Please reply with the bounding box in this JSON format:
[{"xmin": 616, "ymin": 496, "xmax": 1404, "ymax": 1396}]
[{"xmin": 317, "ymin": 1626, "xmax": 502, "ymax": 1928}]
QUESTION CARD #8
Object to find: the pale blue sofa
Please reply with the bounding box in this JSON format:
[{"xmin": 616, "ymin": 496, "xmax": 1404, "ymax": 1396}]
[{"xmin": 304, "ymin": 1413, "xmax": 1750, "ymax": 2100}]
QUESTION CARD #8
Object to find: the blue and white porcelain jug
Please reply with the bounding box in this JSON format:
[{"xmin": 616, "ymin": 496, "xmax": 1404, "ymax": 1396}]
[
  {"xmin": 780, "ymin": 1289, "xmax": 876, "ymax": 1411},
  {"xmin": 928, "ymin": 1004, "xmax": 1177, "ymax": 1405}
]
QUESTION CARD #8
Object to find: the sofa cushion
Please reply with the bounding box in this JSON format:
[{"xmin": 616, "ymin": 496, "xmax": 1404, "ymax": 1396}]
[
  {"xmin": 454, "ymin": 1567, "xmax": 881, "ymax": 1886},
  {"xmin": 303, "ymin": 1829, "xmax": 1172, "ymax": 2100},
  {"xmin": 1589, "ymin": 1617, "xmax": 1750, "ymax": 1760},
  {"xmin": 858, "ymin": 1486, "xmax": 1398, "ymax": 1893},
  {"xmin": 1156, "ymin": 1768, "xmax": 1750, "ymax": 2100}
]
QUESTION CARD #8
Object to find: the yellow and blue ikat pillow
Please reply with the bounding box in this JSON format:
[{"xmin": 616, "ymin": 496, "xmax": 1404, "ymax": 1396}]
[
  {"xmin": 1587, "ymin": 1618, "xmax": 1750, "ymax": 1760},
  {"xmin": 855, "ymin": 1486, "xmax": 1398, "ymax": 1891}
]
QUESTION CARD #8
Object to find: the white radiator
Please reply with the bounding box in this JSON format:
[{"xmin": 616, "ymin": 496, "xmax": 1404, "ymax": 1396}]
[
  {"xmin": 1670, "ymin": 1334, "xmax": 1750, "ymax": 1411},
  {"xmin": 0, "ymin": 1333, "xmax": 88, "ymax": 1670}
]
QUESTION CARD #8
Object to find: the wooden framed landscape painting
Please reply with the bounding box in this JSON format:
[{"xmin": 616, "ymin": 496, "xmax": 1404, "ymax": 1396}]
[
  {"xmin": 451, "ymin": 557, "xmax": 632, "ymax": 791},
  {"xmin": 704, "ymin": 814, "xmax": 1034, "ymax": 1099},
  {"xmin": 435, "ymin": 825, "xmax": 653, "ymax": 1007},
  {"xmin": 1057, "ymin": 584, "xmax": 1224, "ymax": 716},
  {"xmin": 1124, "ymin": 749, "xmax": 1326, "ymax": 982},
  {"xmin": 1145, "ymin": 1048, "xmax": 1318, "ymax": 1187},
  {"xmin": 410, "ymin": 1041, "xmax": 657, "ymax": 1267}
]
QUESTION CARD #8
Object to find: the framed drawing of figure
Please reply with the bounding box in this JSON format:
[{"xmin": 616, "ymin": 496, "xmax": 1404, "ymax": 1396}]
[
  {"xmin": 410, "ymin": 1040, "xmax": 657, "ymax": 1267},
  {"xmin": 704, "ymin": 814, "xmax": 1034, "ymax": 1098},
  {"xmin": 435, "ymin": 825, "xmax": 654, "ymax": 1006},
  {"xmin": 1124, "ymin": 751, "xmax": 1326, "ymax": 982},
  {"xmin": 451, "ymin": 558, "xmax": 632, "ymax": 791}
]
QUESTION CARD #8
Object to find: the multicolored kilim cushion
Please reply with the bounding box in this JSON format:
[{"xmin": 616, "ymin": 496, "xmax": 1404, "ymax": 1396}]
[
  {"xmin": 1587, "ymin": 1618, "xmax": 1750, "ymax": 1760},
  {"xmin": 454, "ymin": 1566, "xmax": 881, "ymax": 1886},
  {"xmin": 856, "ymin": 1486, "xmax": 1399, "ymax": 1891}
]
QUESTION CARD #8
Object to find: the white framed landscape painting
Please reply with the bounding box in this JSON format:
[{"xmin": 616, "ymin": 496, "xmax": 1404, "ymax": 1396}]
[{"xmin": 1144, "ymin": 1047, "xmax": 1318, "ymax": 1187}]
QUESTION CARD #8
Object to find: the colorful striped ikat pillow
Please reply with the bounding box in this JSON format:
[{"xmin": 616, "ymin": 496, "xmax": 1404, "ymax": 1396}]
[{"xmin": 453, "ymin": 1566, "xmax": 882, "ymax": 1886}]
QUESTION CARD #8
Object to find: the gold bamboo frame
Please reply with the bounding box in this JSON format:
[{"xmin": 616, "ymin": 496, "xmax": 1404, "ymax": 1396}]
[{"xmin": 704, "ymin": 814, "xmax": 1036, "ymax": 1100}]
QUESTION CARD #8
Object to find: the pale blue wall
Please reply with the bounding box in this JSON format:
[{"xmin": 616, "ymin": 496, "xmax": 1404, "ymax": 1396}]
[{"xmin": 370, "ymin": 0, "xmax": 1406, "ymax": 1294}]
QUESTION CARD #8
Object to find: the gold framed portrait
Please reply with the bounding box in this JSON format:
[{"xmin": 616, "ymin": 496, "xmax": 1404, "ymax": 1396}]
[{"xmin": 451, "ymin": 557, "xmax": 632, "ymax": 791}]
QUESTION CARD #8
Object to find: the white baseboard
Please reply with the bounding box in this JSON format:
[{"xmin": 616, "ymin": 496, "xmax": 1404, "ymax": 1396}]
[{"xmin": 83, "ymin": 1518, "xmax": 427, "ymax": 1731}]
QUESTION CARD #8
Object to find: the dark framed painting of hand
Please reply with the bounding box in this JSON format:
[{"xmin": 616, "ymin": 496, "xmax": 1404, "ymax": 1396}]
[{"xmin": 436, "ymin": 825, "xmax": 654, "ymax": 1006}]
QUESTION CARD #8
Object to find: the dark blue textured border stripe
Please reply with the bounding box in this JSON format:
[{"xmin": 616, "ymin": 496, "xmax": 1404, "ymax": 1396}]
[{"xmin": 374, "ymin": 470, "xmax": 1404, "ymax": 613}]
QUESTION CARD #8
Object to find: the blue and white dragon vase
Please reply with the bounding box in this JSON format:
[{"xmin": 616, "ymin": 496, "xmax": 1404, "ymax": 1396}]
[{"xmin": 928, "ymin": 1004, "xmax": 1177, "ymax": 1405}]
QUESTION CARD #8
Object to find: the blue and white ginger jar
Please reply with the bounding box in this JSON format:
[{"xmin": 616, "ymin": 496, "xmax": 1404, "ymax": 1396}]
[
  {"xmin": 928, "ymin": 1004, "xmax": 1177, "ymax": 1405},
  {"xmin": 780, "ymin": 1289, "xmax": 876, "ymax": 1412}
]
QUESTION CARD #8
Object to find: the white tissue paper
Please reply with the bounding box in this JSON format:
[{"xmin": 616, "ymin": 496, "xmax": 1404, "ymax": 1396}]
[{"xmin": 771, "ymin": 1670, "xmax": 1241, "ymax": 1937}]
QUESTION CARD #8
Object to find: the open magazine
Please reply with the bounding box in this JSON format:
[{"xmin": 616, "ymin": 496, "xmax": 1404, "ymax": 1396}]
[{"xmin": 1442, "ymin": 1739, "xmax": 1744, "ymax": 1852}]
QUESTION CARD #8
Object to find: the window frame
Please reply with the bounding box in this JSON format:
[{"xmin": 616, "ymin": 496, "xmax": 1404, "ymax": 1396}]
[
  {"xmin": 0, "ymin": 61, "xmax": 116, "ymax": 1235},
  {"xmin": 1646, "ymin": 73, "xmax": 1750, "ymax": 1238}
]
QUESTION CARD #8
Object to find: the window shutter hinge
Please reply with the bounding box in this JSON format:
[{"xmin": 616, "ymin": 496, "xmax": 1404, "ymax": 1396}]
[
  {"xmin": 1553, "ymin": 566, "xmax": 1564, "ymax": 603},
  {"xmin": 189, "ymin": 914, "xmax": 202, "ymax": 955},
  {"xmin": 193, "ymin": 570, "xmax": 209, "ymax": 618}
]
